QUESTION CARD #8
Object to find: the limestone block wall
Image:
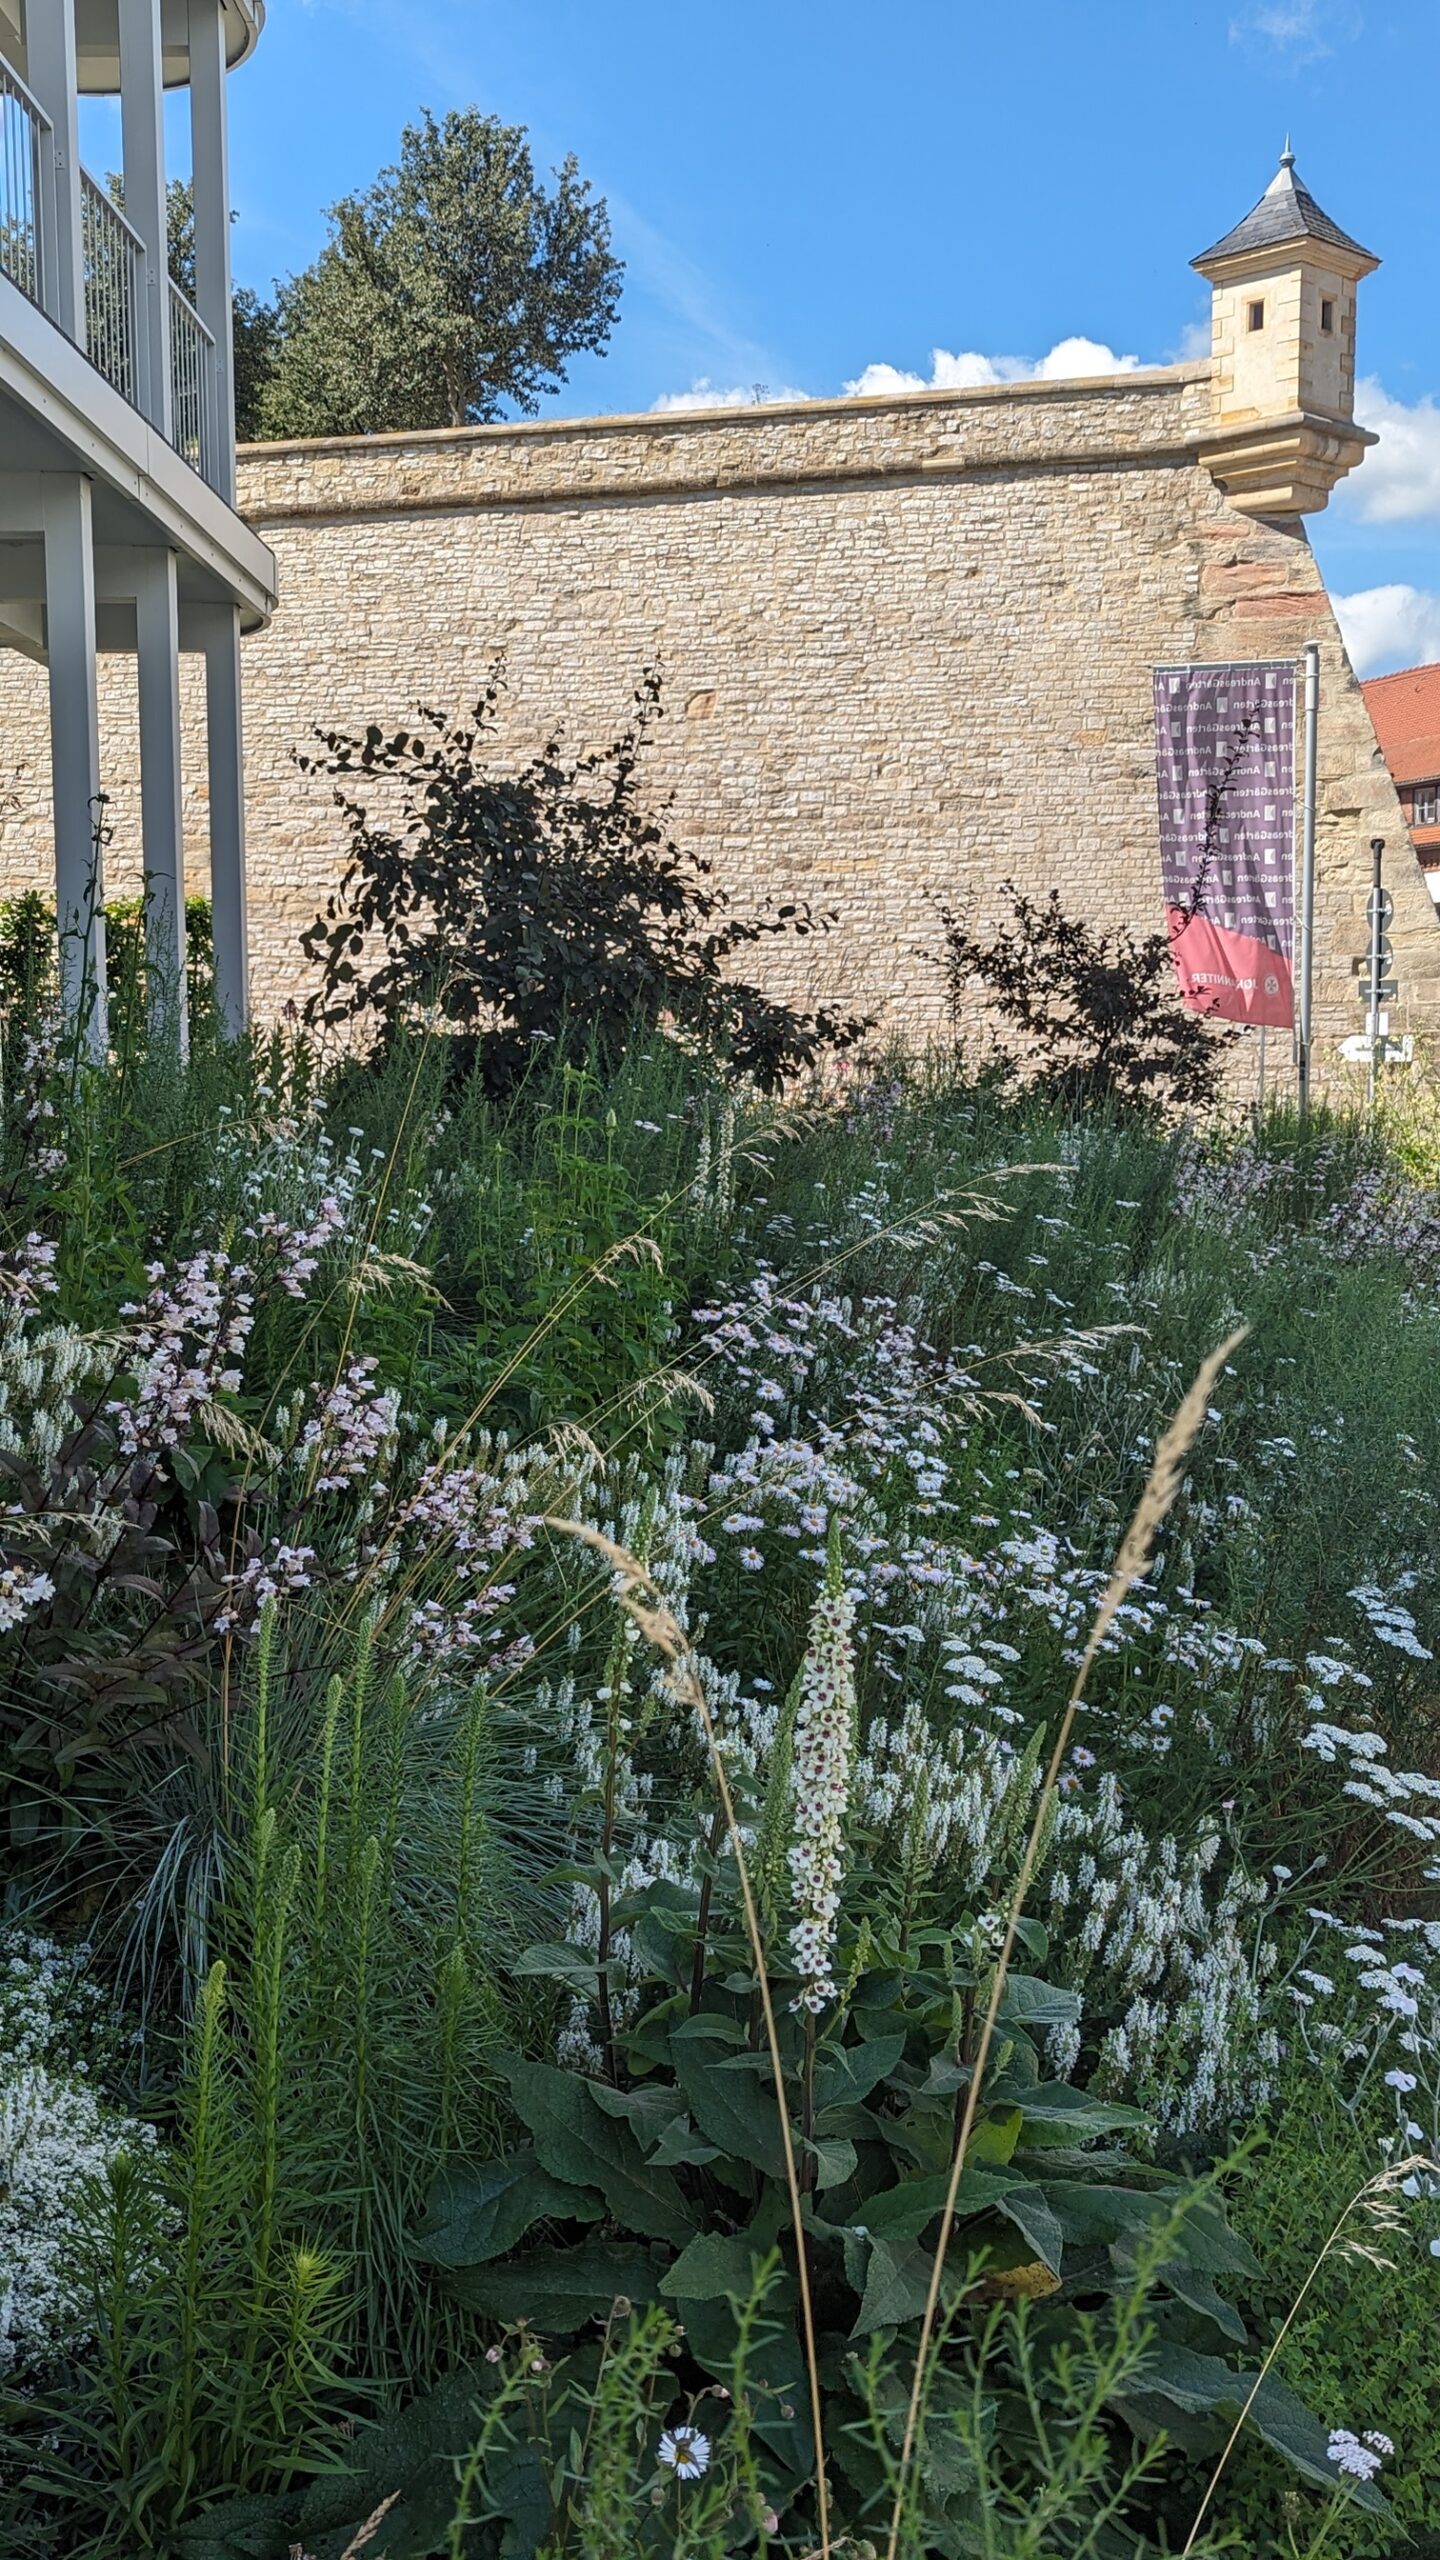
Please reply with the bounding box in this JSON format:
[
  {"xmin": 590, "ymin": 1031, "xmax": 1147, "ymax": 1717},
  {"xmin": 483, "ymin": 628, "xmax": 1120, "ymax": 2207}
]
[
  {"xmin": 0, "ymin": 359, "xmax": 1435, "ymax": 1081},
  {"xmin": 1211, "ymin": 263, "xmax": 1357, "ymax": 433}
]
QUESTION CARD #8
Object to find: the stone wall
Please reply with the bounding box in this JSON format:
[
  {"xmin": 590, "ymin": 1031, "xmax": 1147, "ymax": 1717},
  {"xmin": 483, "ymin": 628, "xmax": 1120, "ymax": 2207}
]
[{"xmin": 1, "ymin": 359, "xmax": 1436, "ymax": 1077}]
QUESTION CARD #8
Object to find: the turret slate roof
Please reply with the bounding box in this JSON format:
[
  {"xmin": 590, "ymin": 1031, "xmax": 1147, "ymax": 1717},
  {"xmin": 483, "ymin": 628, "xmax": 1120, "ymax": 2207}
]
[{"xmin": 1193, "ymin": 147, "xmax": 1374, "ymax": 268}]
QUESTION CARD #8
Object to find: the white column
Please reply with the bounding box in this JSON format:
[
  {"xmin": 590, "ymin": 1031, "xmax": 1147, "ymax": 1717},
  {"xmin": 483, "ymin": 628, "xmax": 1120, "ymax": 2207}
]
[
  {"xmin": 42, "ymin": 475, "xmax": 108, "ymax": 1057},
  {"xmin": 135, "ymin": 550, "xmax": 188, "ymax": 1049},
  {"xmin": 118, "ymin": 0, "xmax": 172, "ymax": 433},
  {"xmin": 25, "ymin": 0, "xmax": 85, "ymax": 339},
  {"xmin": 187, "ymin": 0, "xmax": 235, "ymax": 497},
  {"xmin": 196, "ymin": 603, "xmax": 248, "ymax": 1030}
]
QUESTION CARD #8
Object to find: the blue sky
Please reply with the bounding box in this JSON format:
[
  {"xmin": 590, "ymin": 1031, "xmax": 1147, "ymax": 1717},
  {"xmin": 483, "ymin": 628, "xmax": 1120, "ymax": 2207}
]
[{"xmin": 83, "ymin": 0, "xmax": 1440, "ymax": 672}]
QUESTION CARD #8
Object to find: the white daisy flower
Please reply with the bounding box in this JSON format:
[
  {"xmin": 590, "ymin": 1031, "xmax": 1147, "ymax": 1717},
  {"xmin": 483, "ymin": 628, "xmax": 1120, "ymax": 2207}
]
[{"xmin": 658, "ymin": 2425, "xmax": 711, "ymax": 2481}]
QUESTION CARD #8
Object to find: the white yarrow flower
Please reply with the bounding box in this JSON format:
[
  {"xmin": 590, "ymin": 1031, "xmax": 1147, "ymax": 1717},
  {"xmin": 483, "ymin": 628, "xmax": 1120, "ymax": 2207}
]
[{"xmin": 1327, "ymin": 2427, "xmax": 1386, "ymax": 2481}]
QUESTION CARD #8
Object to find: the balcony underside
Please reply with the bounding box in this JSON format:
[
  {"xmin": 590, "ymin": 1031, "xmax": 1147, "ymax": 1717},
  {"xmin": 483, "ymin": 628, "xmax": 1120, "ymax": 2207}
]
[
  {"xmin": 0, "ymin": 270, "xmax": 276, "ymax": 647},
  {"xmin": 0, "ymin": 0, "xmax": 263, "ymax": 90},
  {"xmin": 0, "ymin": 541, "xmax": 258, "ymax": 659}
]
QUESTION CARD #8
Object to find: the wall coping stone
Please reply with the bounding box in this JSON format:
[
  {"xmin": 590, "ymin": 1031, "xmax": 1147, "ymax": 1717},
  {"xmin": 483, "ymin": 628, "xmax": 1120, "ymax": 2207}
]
[
  {"xmin": 236, "ymin": 364, "xmax": 1216, "ymax": 527},
  {"xmin": 237, "ymin": 359, "xmax": 1211, "ymax": 463}
]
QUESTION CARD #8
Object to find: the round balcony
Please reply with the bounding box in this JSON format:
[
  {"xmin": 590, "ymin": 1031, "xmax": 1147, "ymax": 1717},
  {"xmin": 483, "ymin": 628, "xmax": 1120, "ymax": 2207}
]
[{"xmin": 59, "ymin": 0, "xmax": 264, "ymax": 91}]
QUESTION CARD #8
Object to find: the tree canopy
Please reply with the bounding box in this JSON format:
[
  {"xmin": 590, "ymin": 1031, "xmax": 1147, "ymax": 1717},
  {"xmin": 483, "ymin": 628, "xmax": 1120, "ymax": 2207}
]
[
  {"xmin": 161, "ymin": 179, "xmax": 281, "ymax": 443},
  {"xmin": 257, "ymin": 110, "xmax": 623, "ymax": 437},
  {"xmin": 119, "ymin": 111, "xmax": 621, "ymax": 444},
  {"xmin": 110, "ymin": 174, "xmax": 280, "ymax": 443}
]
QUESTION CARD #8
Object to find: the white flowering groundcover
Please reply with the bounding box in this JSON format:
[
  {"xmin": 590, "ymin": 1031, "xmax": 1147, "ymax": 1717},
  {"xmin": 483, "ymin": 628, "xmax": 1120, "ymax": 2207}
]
[{"xmin": 0, "ymin": 1937, "xmax": 160, "ymax": 2376}]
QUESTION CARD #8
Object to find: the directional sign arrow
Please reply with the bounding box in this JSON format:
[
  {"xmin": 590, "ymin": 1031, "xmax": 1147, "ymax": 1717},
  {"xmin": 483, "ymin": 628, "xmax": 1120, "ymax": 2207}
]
[{"xmin": 1340, "ymin": 1032, "xmax": 1414, "ymax": 1063}]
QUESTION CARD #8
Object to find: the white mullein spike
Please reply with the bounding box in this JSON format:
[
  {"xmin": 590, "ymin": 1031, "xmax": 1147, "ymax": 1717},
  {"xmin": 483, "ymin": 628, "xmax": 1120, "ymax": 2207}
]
[{"xmin": 786, "ymin": 1529, "xmax": 858, "ymax": 2013}]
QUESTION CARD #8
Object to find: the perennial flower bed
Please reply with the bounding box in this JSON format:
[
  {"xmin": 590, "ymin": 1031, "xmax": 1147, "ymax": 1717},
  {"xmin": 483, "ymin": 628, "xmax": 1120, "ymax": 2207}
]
[{"xmin": 0, "ymin": 1016, "xmax": 1437, "ymax": 2557}]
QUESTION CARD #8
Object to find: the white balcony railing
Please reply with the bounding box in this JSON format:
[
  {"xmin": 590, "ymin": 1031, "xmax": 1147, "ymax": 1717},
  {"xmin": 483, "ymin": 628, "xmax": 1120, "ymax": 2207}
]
[
  {"xmin": 1, "ymin": 49, "xmax": 225, "ymax": 495},
  {"xmin": 1, "ymin": 53, "xmax": 44, "ymax": 303},
  {"xmin": 169, "ymin": 279, "xmax": 220, "ymax": 484},
  {"xmin": 81, "ymin": 168, "xmax": 142, "ymax": 405}
]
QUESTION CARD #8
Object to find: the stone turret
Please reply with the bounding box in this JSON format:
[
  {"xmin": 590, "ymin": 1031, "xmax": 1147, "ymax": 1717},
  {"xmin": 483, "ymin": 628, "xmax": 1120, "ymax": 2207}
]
[{"xmin": 1192, "ymin": 143, "xmax": 1378, "ymax": 516}]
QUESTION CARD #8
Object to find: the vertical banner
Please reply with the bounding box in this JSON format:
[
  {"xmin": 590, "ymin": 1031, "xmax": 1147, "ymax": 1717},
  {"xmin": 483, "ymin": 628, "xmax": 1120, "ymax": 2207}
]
[{"xmin": 1153, "ymin": 662, "xmax": 1297, "ymax": 1028}]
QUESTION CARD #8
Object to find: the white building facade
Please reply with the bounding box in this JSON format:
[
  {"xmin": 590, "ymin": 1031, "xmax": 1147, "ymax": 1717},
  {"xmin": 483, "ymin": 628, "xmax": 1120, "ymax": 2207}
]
[{"xmin": 0, "ymin": 0, "xmax": 276, "ymax": 1048}]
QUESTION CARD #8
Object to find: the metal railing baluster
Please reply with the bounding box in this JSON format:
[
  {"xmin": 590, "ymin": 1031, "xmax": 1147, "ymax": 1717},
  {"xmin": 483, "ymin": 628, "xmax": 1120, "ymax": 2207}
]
[
  {"xmin": 81, "ymin": 168, "xmax": 145, "ymax": 406},
  {"xmin": 0, "ymin": 53, "xmax": 46, "ymax": 304},
  {"xmin": 168, "ymin": 279, "xmax": 218, "ymax": 483}
]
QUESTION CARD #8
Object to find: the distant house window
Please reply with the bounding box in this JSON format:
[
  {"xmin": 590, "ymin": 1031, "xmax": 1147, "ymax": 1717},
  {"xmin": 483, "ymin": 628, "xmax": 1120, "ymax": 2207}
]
[
  {"xmin": 1320, "ymin": 297, "xmax": 1335, "ymax": 333},
  {"xmin": 1413, "ymin": 780, "xmax": 1440, "ymax": 826},
  {"xmin": 1248, "ymin": 299, "xmax": 1265, "ymax": 331}
]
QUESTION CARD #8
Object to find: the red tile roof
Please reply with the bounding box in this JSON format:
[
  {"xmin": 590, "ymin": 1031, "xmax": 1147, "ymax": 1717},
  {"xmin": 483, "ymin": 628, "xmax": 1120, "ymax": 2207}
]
[{"xmin": 1362, "ymin": 660, "xmax": 1440, "ymax": 786}]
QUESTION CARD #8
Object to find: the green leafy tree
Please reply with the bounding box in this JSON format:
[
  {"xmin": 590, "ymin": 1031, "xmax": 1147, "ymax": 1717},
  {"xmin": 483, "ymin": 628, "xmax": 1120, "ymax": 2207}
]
[
  {"xmin": 162, "ymin": 178, "xmax": 281, "ymax": 442},
  {"xmin": 259, "ymin": 109, "xmax": 623, "ymax": 437},
  {"xmin": 109, "ymin": 173, "xmax": 281, "ymax": 442}
]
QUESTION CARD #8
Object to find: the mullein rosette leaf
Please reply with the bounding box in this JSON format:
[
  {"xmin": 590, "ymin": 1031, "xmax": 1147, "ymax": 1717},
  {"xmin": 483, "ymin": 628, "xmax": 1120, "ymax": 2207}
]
[{"xmin": 410, "ymin": 1522, "xmax": 1356, "ymax": 2546}]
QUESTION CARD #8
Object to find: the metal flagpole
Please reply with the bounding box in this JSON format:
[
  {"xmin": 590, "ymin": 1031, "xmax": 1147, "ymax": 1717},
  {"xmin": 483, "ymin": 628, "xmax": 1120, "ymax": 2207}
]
[
  {"xmin": 1368, "ymin": 836, "xmax": 1385, "ymax": 1110},
  {"xmin": 1297, "ymin": 641, "xmax": 1320, "ymax": 1122}
]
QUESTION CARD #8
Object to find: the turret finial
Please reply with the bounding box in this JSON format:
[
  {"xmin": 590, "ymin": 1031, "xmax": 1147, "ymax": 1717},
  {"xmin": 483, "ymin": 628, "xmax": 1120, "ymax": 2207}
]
[{"xmin": 1280, "ymin": 134, "xmax": 1295, "ymax": 169}]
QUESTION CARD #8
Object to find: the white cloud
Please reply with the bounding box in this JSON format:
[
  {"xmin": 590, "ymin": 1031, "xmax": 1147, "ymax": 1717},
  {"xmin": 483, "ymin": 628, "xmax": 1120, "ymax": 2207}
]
[
  {"xmin": 1332, "ymin": 584, "xmax": 1440, "ymax": 677},
  {"xmin": 843, "ymin": 337, "xmax": 1140, "ymax": 399},
  {"xmin": 1345, "ymin": 378, "xmax": 1440, "ymax": 524},
  {"xmin": 1227, "ymin": 1, "xmax": 1361, "ymax": 59},
  {"xmin": 650, "ymin": 376, "xmax": 809, "ymax": 412},
  {"xmin": 838, "ymin": 363, "xmax": 923, "ymax": 398},
  {"xmin": 652, "ymin": 337, "xmax": 1151, "ymax": 418},
  {"xmin": 1032, "ymin": 337, "xmax": 1143, "ymax": 382},
  {"xmin": 650, "ymin": 337, "xmax": 1144, "ymax": 413},
  {"xmin": 845, "ymin": 351, "xmax": 1007, "ymax": 397}
]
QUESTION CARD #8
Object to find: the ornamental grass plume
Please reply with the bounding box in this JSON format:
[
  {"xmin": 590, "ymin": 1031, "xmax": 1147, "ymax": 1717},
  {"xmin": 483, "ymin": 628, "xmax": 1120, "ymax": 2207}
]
[
  {"xmin": 1181, "ymin": 2151, "xmax": 1431, "ymax": 2553},
  {"xmin": 883, "ymin": 1325, "xmax": 1250, "ymax": 2560},
  {"xmin": 787, "ymin": 1521, "xmax": 858, "ymax": 2012}
]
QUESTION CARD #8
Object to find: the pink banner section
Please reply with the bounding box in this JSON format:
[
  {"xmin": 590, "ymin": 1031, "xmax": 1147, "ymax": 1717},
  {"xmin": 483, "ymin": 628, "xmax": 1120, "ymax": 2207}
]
[
  {"xmin": 1166, "ymin": 910, "xmax": 1295, "ymax": 1029},
  {"xmin": 1153, "ymin": 662, "xmax": 1297, "ymax": 1027}
]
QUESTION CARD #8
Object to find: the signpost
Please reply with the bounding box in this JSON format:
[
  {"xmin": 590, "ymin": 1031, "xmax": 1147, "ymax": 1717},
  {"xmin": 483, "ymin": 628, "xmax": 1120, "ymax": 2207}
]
[
  {"xmin": 1360, "ymin": 841, "xmax": 1399, "ymax": 1103},
  {"xmin": 1342, "ymin": 1033, "xmax": 1413, "ymax": 1065}
]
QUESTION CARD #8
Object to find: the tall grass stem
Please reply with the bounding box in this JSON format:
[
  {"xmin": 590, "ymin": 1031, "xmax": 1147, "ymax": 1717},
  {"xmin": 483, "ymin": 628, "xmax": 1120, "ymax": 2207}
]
[
  {"xmin": 882, "ymin": 1326, "xmax": 1249, "ymax": 2560},
  {"xmin": 546, "ymin": 1515, "xmax": 833, "ymax": 2560}
]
